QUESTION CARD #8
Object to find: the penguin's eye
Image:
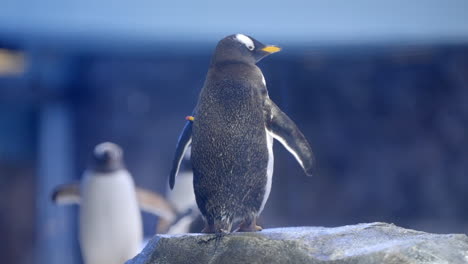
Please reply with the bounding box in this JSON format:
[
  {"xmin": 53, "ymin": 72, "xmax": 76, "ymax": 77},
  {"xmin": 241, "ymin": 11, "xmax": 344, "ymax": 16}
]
[{"xmin": 247, "ymin": 45, "xmax": 254, "ymax": 51}]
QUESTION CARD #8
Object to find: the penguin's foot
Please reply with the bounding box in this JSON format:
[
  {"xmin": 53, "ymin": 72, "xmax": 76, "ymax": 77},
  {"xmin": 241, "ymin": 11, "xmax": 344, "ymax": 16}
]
[
  {"xmin": 237, "ymin": 219, "xmax": 263, "ymax": 232},
  {"xmin": 238, "ymin": 224, "xmax": 263, "ymax": 232}
]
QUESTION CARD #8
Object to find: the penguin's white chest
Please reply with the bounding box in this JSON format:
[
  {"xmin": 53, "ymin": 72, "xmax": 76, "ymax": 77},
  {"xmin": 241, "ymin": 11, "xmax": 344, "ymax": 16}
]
[
  {"xmin": 79, "ymin": 170, "xmax": 142, "ymax": 264},
  {"xmin": 259, "ymin": 130, "xmax": 274, "ymax": 214}
]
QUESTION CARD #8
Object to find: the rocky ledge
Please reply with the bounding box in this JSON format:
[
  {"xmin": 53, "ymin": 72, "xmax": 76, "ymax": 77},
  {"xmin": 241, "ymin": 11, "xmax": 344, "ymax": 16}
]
[{"xmin": 127, "ymin": 222, "xmax": 468, "ymax": 264}]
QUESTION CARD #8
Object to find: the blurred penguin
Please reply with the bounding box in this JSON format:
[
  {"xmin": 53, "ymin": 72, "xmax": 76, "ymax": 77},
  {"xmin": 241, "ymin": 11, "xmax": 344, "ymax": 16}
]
[{"xmin": 52, "ymin": 142, "xmax": 176, "ymax": 264}]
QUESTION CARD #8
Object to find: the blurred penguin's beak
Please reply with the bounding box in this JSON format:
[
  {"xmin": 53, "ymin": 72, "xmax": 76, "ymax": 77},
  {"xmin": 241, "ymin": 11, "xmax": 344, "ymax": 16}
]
[{"xmin": 261, "ymin": 46, "xmax": 281, "ymax": 53}]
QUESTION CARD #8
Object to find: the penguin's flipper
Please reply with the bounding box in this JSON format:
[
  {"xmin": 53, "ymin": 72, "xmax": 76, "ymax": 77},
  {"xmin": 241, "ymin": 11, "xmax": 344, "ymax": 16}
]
[
  {"xmin": 169, "ymin": 121, "xmax": 193, "ymax": 189},
  {"xmin": 135, "ymin": 187, "xmax": 177, "ymax": 222},
  {"xmin": 51, "ymin": 183, "xmax": 81, "ymax": 205},
  {"xmin": 265, "ymin": 99, "xmax": 315, "ymax": 176}
]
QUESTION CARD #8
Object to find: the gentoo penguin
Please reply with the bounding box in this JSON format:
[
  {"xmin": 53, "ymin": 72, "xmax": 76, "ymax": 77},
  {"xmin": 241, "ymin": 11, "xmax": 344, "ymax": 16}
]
[
  {"xmin": 169, "ymin": 34, "xmax": 314, "ymax": 233},
  {"xmin": 52, "ymin": 142, "xmax": 176, "ymax": 264}
]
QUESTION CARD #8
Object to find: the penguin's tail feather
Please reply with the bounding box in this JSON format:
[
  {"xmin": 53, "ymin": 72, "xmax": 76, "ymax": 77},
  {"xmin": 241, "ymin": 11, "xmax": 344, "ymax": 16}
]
[{"xmin": 215, "ymin": 215, "xmax": 234, "ymax": 234}]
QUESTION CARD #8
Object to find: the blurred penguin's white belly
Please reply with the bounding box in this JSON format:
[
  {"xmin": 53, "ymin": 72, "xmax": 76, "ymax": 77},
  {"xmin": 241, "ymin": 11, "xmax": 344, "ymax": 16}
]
[{"xmin": 79, "ymin": 170, "xmax": 142, "ymax": 264}]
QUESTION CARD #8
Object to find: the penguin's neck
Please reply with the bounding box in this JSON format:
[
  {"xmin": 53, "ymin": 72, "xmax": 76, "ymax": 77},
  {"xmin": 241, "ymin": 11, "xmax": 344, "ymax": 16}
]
[
  {"xmin": 205, "ymin": 62, "xmax": 266, "ymax": 100},
  {"xmin": 210, "ymin": 61, "xmax": 261, "ymax": 79},
  {"xmin": 211, "ymin": 59, "xmax": 253, "ymax": 69}
]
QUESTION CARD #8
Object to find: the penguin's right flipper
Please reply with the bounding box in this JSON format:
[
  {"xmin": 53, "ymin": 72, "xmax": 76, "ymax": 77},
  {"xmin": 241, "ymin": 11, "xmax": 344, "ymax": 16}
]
[
  {"xmin": 51, "ymin": 183, "xmax": 81, "ymax": 205},
  {"xmin": 169, "ymin": 121, "xmax": 193, "ymax": 189},
  {"xmin": 265, "ymin": 99, "xmax": 315, "ymax": 176}
]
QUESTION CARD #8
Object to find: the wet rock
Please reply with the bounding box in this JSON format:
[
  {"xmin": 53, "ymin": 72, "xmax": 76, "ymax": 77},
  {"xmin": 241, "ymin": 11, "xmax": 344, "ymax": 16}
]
[{"xmin": 127, "ymin": 222, "xmax": 468, "ymax": 264}]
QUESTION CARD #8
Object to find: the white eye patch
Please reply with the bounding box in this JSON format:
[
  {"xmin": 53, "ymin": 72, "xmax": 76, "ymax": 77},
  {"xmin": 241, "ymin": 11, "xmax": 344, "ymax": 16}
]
[{"xmin": 235, "ymin": 34, "xmax": 255, "ymax": 51}]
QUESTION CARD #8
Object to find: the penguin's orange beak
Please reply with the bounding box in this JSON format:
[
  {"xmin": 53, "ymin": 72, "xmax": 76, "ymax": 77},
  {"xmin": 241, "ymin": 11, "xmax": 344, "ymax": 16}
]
[{"xmin": 262, "ymin": 46, "xmax": 281, "ymax": 53}]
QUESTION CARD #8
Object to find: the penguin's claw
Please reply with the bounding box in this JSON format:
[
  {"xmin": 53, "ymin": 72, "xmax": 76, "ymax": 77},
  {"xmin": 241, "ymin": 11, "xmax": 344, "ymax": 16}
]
[
  {"xmin": 237, "ymin": 219, "xmax": 263, "ymax": 232},
  {"xmin": 238, "ymin": 224, "xmax": 263, "ymax": 232}
]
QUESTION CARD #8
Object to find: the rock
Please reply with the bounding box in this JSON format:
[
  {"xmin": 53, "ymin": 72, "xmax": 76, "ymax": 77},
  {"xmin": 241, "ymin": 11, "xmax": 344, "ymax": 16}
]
[{"xmin": 127, "ymin": 222, "xmax": 468, "ymax": 264}]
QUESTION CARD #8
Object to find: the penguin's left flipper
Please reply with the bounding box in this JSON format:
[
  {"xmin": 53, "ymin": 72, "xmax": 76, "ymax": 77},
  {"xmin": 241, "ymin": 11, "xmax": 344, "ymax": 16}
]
[
  {"xmin": 51, "ymin": 183, "xmax": 81, "ymax": 205},
  {"xmin": 135, "ymin": 187, "xmax": 177, "ymax": 222},
  {"xmin": 265, "ymin": 99, "xmax": 315, "ymax": 176},
  {"xmin": 169, "ymin": 120, "xmax": 193, "ymax": 189}
]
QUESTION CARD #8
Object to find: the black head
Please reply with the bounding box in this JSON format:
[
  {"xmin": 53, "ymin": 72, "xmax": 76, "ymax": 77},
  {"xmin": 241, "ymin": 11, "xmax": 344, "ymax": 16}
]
[
  {"xmin": 211, "ymin": 34, "xmax": 281, "ymax": 65},
  {"xmin": 90, "ymin": 142, "xmax": 125, "ymax": 173}
]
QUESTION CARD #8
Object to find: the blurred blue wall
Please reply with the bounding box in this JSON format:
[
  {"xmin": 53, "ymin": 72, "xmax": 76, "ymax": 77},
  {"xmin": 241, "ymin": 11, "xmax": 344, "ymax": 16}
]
[{"xmin": 1, "ymin": 0, "xmax": 468, "ymax": 47}]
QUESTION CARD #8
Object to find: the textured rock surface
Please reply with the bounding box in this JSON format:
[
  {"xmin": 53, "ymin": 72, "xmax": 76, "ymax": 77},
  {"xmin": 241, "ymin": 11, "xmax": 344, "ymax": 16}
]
[{"xmin": 127, "ymin": 222, "xmax": 468, "ymax": 264}]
